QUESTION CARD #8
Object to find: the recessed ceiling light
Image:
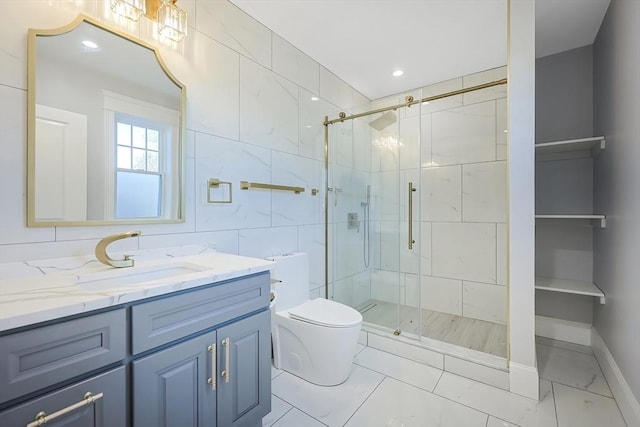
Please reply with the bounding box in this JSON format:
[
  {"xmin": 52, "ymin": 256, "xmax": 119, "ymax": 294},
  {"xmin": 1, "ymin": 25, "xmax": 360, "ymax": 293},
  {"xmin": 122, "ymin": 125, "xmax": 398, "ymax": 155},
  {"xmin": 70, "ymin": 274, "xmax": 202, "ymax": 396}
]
[
  {"xmin": 392, "ymin": 70, "xmax": 404, "ymax": 77},
  {"xmin": 310, "ymin": 96, "xmax": 319, "ymax": 101},
  {"xmin": 82, "ymin": 40, "xmax": 99, "ymax": 49},
  {"xmin": 305, "ymin": 125, "xmax": 312, "ymax": 128}
]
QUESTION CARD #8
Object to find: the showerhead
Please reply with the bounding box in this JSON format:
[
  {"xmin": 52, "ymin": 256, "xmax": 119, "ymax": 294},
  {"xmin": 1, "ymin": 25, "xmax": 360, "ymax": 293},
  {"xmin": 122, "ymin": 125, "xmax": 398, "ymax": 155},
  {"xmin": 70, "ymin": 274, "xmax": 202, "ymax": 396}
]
[{"xmin": 368, "ymin": 111, "xmax": 397, "ymax": 131}]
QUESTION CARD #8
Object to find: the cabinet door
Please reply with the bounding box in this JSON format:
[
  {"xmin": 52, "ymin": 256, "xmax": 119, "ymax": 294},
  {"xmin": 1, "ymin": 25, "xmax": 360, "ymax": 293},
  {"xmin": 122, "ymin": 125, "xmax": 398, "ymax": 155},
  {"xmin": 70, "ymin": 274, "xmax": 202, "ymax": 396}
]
[
  {"xmin": 217, "ymin": 310, "xmax": 271, "ymax": 427},
  {"xmin": 133, "ymin": 332, "xmax": 216, "ymax": 427},
  {"xmin": 0, "ymin": 367, "xmax": 126, "ymax": 427}
]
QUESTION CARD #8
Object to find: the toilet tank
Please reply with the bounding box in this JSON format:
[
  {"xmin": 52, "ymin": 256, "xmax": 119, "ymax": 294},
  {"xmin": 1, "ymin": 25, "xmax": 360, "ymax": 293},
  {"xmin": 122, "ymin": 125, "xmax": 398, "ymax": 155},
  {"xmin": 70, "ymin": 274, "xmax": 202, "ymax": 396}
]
[{"xmin": 267, "ymin": 253, "xmax": 310, "ymax": 311}]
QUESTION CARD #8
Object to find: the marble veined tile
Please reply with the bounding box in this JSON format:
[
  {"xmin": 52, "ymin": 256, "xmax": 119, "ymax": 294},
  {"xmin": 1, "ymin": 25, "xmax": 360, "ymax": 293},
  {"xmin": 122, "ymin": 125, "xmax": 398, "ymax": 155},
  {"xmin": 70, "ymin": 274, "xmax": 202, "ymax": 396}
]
[
  {"xmin": 354, "ymin": 347, "xmax": 443, "ymax": 392},
  {"xmin": 262, "ymin": 395, "xmax": 292, "ymax": 427},
  {"xmin": 537, "ymin": 344, "xmax": 612, "ymax": 397},
  {"xmin": 463, "ymin": 281, "xmax": 506, "ymax": 324},
  {"xmin": 432, "ymin": 222, "xmax": 496, "ymax": 283},
  {"xmin": 487, "ymin": 417, "xmax": 522, "ymax": 427},
  {"xmin": 345, "ymin": 377, "xmax": 487, "ymax": 427},
  {"xmin": 240, "ymin": 57, "xmax": 298, "ymax": 154},
  {"xmin": 553, "ymin": 382, "xmax": 626, "ymax": 427},
  {"xmin": 272, "ymin": 34, "xmax": 319, "ymax": 94},
  {"xmin": 194, "ymin": 134, "xmax": 271, "ymax": 232},
  {"xmin": 196, "ymin": 0, "xmax": 272, "ymax": 68},
  {"xmin": 421, "ymin": 275, "xmax": 463, "ymax": 316},
  {"xmin": 270, "ymin": 408, "xmax": 325, "ymax": 427},
  {"xmin": 320, "ymin": 67, "xmax": 353, "ymax": 109},
  {"xmin": 432, "ymin": 101, "xmax": 496, "ymax": 166},
  {"xmin": 535, "ymin": 336, "xmax": 593, "ymax": 355},
  {"xmin": 271, "ymin": 365, "xmax": 384, "ymax": 427},
  {"xmin": 462, "ymin": 161, "xmax": 507, "ymax": 223},
  {"xmin": 434, "ymin": 374, "xmax": 557, "ymax": 427},
  {"xmin": 421, "ymin": 165, "xmax": 462, "ymax": 222}
]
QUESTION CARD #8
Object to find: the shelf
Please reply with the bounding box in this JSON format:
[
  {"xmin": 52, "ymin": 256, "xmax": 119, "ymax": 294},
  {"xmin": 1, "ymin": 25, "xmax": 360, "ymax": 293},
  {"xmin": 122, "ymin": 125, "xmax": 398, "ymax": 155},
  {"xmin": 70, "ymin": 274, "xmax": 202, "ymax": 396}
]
[
  {"xmin": 535, "ymin": 136, "xmax": 605, "ymax": 155},
  {"xmin": 535, "ymin": 214, "xmax": 606, "ymax": 228},
  {"xmin": 535, "ymin": 277, "xmax": 605, "ymax": 304}
]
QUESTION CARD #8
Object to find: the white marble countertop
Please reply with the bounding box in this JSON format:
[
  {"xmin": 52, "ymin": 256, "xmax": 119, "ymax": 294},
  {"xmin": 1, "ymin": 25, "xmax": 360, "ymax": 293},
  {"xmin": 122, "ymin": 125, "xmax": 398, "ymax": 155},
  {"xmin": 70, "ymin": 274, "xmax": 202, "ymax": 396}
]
[{"xmin": 0, "ymin": 245, "xmax": 273, "ymax": 333}]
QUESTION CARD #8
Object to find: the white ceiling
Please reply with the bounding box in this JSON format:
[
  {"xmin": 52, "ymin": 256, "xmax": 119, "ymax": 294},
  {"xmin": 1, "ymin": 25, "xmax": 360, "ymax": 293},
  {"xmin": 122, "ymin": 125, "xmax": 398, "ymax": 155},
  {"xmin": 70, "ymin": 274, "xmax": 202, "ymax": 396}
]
[{"xmin": 230, "ymin": 0, "xmax": 610, "ymax": 100}]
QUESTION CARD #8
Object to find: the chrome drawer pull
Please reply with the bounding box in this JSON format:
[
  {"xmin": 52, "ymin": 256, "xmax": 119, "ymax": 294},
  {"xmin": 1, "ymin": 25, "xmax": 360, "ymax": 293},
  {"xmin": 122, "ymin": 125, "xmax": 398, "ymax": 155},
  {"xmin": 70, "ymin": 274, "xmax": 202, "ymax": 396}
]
[
  {"xmin": 221, "ymin": 337, "xmax": 230, "ymax": 383},
  {"xmin": 27, "ymin": 392, "xmax": 103, "ymax": 427},
  {"xmin": 208, "ymin": 344, "xmax": 217, "ymax": 390}
]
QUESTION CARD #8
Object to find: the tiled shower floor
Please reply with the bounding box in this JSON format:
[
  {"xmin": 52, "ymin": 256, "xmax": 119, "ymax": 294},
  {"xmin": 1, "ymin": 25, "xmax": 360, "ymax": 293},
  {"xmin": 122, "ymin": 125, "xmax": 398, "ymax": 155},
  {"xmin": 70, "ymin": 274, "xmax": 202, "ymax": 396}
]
[{"xmin": 357, "ymin": 299, "xmax": 507, "ymax": 357}]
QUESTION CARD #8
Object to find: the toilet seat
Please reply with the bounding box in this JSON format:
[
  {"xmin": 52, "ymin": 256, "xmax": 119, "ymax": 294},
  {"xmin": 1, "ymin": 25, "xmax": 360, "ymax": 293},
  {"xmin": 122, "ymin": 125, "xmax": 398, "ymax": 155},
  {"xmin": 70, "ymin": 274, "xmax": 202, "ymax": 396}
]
[{"xmin": 287, "ymin": 298, "xmax": 362, "ymax": 328}]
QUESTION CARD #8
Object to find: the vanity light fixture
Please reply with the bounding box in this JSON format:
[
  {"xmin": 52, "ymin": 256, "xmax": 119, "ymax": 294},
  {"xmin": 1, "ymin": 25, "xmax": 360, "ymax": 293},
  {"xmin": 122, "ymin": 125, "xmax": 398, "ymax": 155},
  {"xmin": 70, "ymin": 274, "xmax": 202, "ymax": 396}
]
[
  {"xmin": 109, "ymin": 0, "xmax": 146, "ymax": 22},
  {"xmin": 110, "ymin": 0, "xmax": 188, "ymax": 43}
]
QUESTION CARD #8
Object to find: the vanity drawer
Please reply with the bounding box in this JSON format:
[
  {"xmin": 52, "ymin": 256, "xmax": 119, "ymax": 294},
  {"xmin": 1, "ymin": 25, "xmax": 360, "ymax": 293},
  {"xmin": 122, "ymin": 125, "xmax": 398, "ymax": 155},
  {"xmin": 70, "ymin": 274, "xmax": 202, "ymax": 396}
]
[
  {"xmin": 0, "ymin": 309, "xmax": 127, "ymax": 405},
  {"xmin": 131, "ymin": 272, "xmax": 269, "ymax": 354},
  {"xmin": 0, "ymin": 366, "xmax": 126, "ymax": 427}
]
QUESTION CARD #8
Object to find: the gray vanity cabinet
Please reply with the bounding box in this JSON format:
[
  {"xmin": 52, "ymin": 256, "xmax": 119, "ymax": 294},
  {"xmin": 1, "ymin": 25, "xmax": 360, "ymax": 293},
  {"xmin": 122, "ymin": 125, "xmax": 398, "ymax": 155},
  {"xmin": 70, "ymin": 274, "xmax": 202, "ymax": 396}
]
[
  {"xmin": 217, "ymin": 310, "xmax": 270, "ymax": 427},
  {"xmin": 133, "ymin": 332, "xmax": 216, "ymax": 426},
  {"xmin": 132, "ymin": 310, "xmax": 271, "ymax": 427},
  {"xmin": 0, "ymin": 366, "xmax": 126, "ymax": 427}
]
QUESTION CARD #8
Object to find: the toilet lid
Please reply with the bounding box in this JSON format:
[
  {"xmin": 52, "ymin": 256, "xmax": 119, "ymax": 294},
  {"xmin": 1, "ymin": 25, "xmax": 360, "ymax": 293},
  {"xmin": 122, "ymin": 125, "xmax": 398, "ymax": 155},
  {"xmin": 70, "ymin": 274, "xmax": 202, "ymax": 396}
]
[{"xmin": 288, "ymin": 298, "xmax": 362, "ymax": 328}]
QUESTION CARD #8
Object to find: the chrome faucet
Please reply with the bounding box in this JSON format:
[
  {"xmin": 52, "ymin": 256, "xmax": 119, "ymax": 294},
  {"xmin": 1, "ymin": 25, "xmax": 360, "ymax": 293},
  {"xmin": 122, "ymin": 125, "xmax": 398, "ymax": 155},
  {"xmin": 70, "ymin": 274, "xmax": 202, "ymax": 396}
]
[{"xmin": 95, "ymin": 231, "xmax": 141, "ymax": 268}]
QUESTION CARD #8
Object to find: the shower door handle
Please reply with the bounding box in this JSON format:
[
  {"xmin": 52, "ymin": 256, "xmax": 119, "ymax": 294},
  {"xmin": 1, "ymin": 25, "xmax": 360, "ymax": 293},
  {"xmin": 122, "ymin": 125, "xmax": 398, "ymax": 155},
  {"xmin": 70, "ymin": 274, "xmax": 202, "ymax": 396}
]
[
  {"xmin": 328, "ymin": 187, "xmax": 343, "ymax": 206},
  {"xmin": 408, "ymin": 182, "xmax": 416, "ymax": 249}
]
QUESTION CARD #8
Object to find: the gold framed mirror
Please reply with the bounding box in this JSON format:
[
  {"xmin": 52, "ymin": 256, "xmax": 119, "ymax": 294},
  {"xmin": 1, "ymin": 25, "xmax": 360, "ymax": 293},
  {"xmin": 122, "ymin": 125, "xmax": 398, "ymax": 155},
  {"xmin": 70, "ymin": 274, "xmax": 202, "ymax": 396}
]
[{"xmin": 27, "ymin": 14, "xmax": 185, "ymax": 227}]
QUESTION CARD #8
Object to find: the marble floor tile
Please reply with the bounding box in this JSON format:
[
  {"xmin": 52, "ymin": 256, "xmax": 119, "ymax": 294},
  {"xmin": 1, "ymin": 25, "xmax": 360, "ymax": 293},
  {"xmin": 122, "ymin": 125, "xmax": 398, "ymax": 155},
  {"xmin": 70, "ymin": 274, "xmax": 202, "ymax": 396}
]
[
  {"xmin": 535, "ymin": 336, "xmax": 592, "ymax": 355},
  {"xmin": 487, "ymin": 417, "xmax": 522, "ymax": 427},
  {"xmin": 271, "ymin": 365, "xmax": 283, "ymax": 379},
  {"xmin": 271, "ymin": 364, "xmax": 384, "ymax": 427},
  {"xmin": 262, "ymin": 395, "xmax": 293, "ymax": 427},
  {"xmin": 353, "ymin": 346, "xmax": 443, "ymax": 392},
  {"xmin": 270, "ymin": 408, "xmax": 327, "ymax": 427},
  {"xmin": 537, "ymin": 344, "xmax": 612, "ymax": 397},
  {"xmin": 344, "ymin": 376, "xmax": 488, "ymax": 427},
  {"xmin": 553, "ymin": 382, "xmax": 626, "ymax": 427},
  {"xmin": 434, "ymin": 373, "xmax": 557, "ymax": 427}
]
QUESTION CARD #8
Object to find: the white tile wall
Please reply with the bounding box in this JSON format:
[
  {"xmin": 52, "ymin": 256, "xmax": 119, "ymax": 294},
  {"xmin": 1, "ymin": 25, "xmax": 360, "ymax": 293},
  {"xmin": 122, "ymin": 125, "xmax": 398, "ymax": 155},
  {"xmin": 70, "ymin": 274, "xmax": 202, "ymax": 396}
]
[
  {"xmin": 0, "ymin": 1, "xmax": 369, "ymax": 273},
  {"xmin": 272, "ymin": 34, "xmax": 319, "ymax": 94},
  {"xmin": 421, "ymin": 276, "xmax": 463, "ymax": 316},
  {"xmin": 196, "ymin": 0, "xmax": 272, "ymax": 68},
  {"xmin": 432, "ymin": 223, "xmax": 497, "ymax": 283},
  {"xmin": 239, "ymin": 57, "xmax": 299, "ymax": 153},
  {"xmin": 462, "ymin": 281, "xmax": 507, "ymax": 324},
  {"xmin": 462, "ymin": 161, "xmax": 507, "ymax": 223},
  {"xmin": 421, "ymin": 165, "xmax": 462, "ymax": 222},
  {"xmin": 432, "ymin": 101, "xmax": 496, "ymax": 166}
]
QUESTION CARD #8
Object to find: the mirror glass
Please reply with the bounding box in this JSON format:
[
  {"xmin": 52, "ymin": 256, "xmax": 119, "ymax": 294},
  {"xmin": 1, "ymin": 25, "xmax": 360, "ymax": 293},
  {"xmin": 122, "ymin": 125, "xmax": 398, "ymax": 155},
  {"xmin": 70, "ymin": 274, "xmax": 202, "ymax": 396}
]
[{"xmin": 28, "ymin": 16, "xmax": 185, "ymax": 226}]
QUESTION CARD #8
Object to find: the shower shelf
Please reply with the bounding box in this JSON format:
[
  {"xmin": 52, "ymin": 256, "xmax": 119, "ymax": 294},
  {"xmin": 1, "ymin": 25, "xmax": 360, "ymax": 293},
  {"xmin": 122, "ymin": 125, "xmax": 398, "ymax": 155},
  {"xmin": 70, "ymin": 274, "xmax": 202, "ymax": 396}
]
[
  {"xmin": 535, "ymin": 277, "xmax": 605, "ymax": 304},
  {"xmin": 535, "ymin": 136, "xmax": 605, "ymax": 155}
]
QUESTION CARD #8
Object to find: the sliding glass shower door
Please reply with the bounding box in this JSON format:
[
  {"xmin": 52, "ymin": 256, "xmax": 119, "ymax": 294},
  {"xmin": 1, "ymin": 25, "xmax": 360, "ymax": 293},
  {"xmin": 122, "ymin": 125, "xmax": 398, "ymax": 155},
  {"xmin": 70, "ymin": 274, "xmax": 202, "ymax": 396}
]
[{"xmin": 328, "ymin": 100, "xmax": 422, "ymax": 338}]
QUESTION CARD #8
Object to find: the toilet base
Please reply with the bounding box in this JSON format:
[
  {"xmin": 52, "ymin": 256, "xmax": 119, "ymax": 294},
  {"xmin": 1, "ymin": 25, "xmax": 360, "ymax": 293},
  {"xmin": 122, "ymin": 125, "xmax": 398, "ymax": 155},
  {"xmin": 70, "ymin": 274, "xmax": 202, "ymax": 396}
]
[{"xmin": 272, "ymin": 312, "xmax": 361, "ymax": 386}]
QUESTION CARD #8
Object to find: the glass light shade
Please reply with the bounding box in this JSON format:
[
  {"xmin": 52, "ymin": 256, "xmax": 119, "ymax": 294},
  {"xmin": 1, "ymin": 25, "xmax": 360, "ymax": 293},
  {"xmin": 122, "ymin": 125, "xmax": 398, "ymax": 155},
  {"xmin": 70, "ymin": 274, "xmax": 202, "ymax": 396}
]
[
  {"xmin": 110, "ymin": 0, "xmax": 146, "ymax": 21},
  {"xmin": 158, "ymin": 0, "xmax": 188, "ymax": 42}
]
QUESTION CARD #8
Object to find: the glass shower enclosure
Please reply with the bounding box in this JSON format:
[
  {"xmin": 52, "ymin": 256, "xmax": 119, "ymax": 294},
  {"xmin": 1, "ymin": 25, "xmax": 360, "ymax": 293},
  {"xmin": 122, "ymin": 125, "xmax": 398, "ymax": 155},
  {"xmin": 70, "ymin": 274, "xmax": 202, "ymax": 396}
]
[{"xmin": 326, "ymin": 72, "xmax": 508, "ymax": 362}]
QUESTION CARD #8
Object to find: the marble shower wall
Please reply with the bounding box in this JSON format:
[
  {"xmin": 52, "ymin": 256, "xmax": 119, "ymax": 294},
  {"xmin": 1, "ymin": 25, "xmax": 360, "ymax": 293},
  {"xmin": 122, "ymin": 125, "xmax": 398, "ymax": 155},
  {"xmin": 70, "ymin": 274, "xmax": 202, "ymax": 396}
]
[
  {"xmin": 369, "ymin": 67, "xmax": 508, "ymax": 325},
  {"xmin": 0, "ymin": 0, "xmax": 370, "ymax": 301}
]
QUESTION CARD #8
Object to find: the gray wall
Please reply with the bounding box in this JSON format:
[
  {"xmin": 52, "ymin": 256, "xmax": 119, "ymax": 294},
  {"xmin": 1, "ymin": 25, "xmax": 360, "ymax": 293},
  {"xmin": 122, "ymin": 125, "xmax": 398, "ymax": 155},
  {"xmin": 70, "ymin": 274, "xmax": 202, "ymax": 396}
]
[
  {"xmin": 593, "ymin": 0, "xmax": 640, "ymax": 402},
  {"xmin": 535, "ymin": 45, "xmax": 593, "ymax": 143},
  {"xmin": 535, "ymin": 46, "xmax": 596, "ymax": 323}
]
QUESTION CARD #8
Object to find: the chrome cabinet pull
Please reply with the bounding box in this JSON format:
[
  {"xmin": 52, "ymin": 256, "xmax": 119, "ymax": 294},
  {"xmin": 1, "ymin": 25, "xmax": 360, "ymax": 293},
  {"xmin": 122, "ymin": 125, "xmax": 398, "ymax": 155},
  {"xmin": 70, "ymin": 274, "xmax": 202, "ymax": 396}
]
[
  {"xmin": 221, "ymin": 338, "xmax": 230, "ymax": 384},
  {"xmin": 207, "ymin": 344, "xmax": 217, "ymax": 390},
  {"xmin": 408, "ymin": 182, "xmax": 416, "ymax": 250},
  {"xmin": 26, "ymin": 392, "xmax": 103, "ymax": 427}
]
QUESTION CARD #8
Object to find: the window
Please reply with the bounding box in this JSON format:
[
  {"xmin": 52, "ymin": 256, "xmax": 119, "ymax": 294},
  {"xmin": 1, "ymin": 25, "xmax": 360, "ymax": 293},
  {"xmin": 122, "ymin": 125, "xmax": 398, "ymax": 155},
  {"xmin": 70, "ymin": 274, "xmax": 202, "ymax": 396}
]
[{"xmin": 114, "ymin": 115, "xmax": 167, "ymax": 219}]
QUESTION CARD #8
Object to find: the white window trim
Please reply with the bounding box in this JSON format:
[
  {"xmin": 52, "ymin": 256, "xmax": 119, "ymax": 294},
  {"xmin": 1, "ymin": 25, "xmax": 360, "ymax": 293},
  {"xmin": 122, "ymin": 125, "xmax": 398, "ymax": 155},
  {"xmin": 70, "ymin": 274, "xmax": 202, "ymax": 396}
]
[{"xmin": 103, "ymin": 90, "xmax": 180, "ymax": 220}]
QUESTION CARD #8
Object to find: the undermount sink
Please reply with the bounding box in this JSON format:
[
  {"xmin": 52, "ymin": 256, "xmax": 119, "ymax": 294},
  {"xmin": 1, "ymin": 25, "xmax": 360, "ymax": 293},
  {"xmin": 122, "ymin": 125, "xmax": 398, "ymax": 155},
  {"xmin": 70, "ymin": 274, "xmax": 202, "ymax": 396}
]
[{"xmin": 75, "ymin": 261, "xmax": 209, "ymax": 291}]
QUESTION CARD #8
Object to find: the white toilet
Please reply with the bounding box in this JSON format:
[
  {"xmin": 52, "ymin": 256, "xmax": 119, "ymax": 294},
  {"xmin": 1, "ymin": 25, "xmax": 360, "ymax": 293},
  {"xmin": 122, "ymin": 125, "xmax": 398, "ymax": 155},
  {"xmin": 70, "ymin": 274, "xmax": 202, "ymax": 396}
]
[{"xmin": 268, "ymin": 253, "xmax": 362, "ymax": 386}]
